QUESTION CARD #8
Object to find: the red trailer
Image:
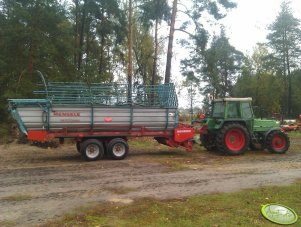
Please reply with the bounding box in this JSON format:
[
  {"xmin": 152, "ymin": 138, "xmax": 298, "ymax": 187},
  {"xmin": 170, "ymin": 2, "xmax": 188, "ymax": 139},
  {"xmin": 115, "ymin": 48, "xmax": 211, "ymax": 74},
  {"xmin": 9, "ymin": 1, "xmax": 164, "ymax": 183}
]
[{"xmin": 8, "ymin": 73, "xmax": 195, "ymax": 161}]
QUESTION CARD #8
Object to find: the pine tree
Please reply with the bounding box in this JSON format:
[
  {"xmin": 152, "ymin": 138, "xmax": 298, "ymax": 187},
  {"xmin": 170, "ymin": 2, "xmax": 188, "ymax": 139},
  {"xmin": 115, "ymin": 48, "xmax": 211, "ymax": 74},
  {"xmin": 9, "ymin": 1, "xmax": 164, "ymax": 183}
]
[
  {"xmin": 267, "ymin": 1, "xmax": 301, "ymax": 117},
  {"xmin": 140, "ymin": 0, "xmax": 170, "ymax": 85}
]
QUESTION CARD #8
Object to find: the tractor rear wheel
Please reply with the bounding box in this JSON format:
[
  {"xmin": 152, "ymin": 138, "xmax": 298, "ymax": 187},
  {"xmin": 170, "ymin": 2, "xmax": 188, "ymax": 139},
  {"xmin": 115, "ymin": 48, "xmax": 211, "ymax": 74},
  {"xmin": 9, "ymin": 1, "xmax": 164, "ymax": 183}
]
[
  {"xmin": 200, "ymin": 133, "xmax": 216, "ymax": 151},
  {"xmin": 216, "ymin": 123, "xmax": 250, "ymax": 155},
  {"xmin": 266, "ymin": 131, "xmax": 290, "ymax": 154}
]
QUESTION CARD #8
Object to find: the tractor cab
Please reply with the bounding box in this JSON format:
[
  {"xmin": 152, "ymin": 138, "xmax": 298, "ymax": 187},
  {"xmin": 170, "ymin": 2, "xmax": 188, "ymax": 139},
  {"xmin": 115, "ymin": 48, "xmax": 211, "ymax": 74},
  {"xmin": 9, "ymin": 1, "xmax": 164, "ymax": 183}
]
[{"xmin": 211, "ymin": 97, "xmax": 253, "ymax": 119}]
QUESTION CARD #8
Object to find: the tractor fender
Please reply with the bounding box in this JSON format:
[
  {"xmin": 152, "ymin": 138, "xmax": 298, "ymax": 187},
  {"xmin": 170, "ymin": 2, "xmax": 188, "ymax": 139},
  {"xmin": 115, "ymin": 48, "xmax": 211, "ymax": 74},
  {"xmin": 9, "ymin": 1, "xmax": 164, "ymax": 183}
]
[
  {"xmin": 216, "ymin": 121, "xmax": 252, "ymax": 140},
  {"xmin": 221, "ymin": 120, "xmax": 249, "ymax": 131},
  {"xmin": 264, "ymin": 127, "xmax": 282, "ymax": 140}
]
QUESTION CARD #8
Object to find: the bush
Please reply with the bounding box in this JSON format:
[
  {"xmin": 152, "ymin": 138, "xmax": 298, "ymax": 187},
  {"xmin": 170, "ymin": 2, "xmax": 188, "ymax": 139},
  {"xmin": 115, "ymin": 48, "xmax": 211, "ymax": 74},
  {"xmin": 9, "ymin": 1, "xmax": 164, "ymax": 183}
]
[{"xmin": 0, "ymin": 123, "xmax": 15, "ymax": 144}]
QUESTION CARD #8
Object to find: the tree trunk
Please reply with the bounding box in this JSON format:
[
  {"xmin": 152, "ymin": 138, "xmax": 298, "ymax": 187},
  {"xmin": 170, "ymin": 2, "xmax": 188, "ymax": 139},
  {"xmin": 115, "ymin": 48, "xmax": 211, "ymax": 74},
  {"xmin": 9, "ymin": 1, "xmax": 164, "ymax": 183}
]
[
  {"xmin": 127, "ymin": 0, "xmax": 133, "ymax": 102},
  {"xmin": 286, "ymin": 45, "xmax": 292, "ymax": 117},
  {"xmin": 77, "ymin": 0, "xmax": 87, "ymax": 72},
  {"xmin": 107, "ymin": 45, "xmax": 113, "ymax": 83},
  {"xmin": 133, "ymin": 47, "xmax": 146, "ymax": 85},
  {"xmin": 84, "ymin": 23, "xmax": 91, "ymax": 79},
  {"xmin": 98, "ymin": 8, "xmax": 105, "ymax": 75},
  {"xmin": 284, "ymin": 28, "xmax": 292, "ymax": 117},
  {"xmin": 73, "ymin": 0, "xmax": 79, "ymax": 68},
  {"xmin": 99, "ymin": 34, "xmax": 105, "ymax": 75},
  {"xmin": 164, "ymin": 0, "xmax": 177, "ymax": 84},
  {"xmin": 151, "ymin": 18, "xmax": 159, "ymax": 86}
]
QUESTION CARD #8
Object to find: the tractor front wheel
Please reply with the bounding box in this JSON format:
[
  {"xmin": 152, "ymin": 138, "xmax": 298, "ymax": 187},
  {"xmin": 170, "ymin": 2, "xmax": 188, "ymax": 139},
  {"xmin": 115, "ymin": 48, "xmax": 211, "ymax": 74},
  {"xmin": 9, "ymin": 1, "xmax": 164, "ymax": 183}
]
[
  {"xmin": 266, "ymin": 131, "xmax": 290, "ymax": 154},
  {"xmin": 216, "ymin": 123, "xmax": 250, "ymax": 155}
]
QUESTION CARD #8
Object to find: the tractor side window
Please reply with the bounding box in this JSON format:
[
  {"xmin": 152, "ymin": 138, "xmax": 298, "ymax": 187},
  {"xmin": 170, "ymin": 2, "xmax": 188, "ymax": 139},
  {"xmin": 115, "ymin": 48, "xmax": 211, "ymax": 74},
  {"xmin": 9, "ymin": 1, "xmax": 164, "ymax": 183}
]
[
  {"xmin": 212, "ymin": 102, "xmax": 224, "ymax": 118},
  {"xmin": 242, "ymin": 102, "xmax": 253, "ymax": 118},
  {"xmin": 227, "ymin": 102, "xmax": 240, "ymax": 118}
]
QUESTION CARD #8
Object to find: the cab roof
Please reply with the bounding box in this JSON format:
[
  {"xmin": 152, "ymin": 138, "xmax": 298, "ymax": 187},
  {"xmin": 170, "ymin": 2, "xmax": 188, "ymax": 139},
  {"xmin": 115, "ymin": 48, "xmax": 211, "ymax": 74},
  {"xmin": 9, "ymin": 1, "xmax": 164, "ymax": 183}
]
[{"xmin": 213, "ymin": 97, "xmax": 252, "ymax": 102}]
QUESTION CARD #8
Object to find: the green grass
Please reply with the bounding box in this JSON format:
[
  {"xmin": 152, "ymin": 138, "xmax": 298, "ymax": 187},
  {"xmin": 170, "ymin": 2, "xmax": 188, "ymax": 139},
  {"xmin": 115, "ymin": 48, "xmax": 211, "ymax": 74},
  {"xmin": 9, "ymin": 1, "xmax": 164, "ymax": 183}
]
[
  {"xmin": 0, "ymin": 220, "xmax": 15, "ymax": 227},
  {"xmin": 288, "ymin": 131, "xmax": 301, "ymax": 139},
  {"xmin": 128, "ymin": 137, "xmax": 164, "ymax": 150},
  {"xmin": 128, "ymin": 137, "xmax": 209, "ymax": 170},
  {"xmin": 44, "ymin": 181, "xmax": 301, "ymax": 227}
]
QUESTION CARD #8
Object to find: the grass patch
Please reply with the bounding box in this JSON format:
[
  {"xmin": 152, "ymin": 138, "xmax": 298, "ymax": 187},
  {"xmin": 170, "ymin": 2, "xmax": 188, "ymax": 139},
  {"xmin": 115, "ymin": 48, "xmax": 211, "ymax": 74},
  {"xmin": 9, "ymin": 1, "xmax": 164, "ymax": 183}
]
[
  {"xmin": 287, "ymin": 132, "xmax": 301, "ymax": 154},
  {"xmin": 288, "ymin": 131, "xmax": 301, "ymax": 139},
  {"xmin": 128, "ymin": 137, "xmax": 231, "ymax": 170},
  {"xmin": 0, "ymin": 220, "xmax": 15, "ymax": 227},
  {"xmin": 44, "ymin": 181, "xmax": 301, "ymax": 227},
  {"xmin": 128, "ymin": 137, "xmax": 159, "ymax": 149},
  {"xmin": 0, "ymin": 123, "xmax": 14, "ymax": 144},
  {"xmin": 128, "ymin": 137, "xmax": 201, "ymax": 170},
  {"xmin": 2, "ymin": 194, "xmax": 32, "ymax": 202},
  {"xmin": 158, "ymin": 159, "xmax": 193, "ymax": 170}
]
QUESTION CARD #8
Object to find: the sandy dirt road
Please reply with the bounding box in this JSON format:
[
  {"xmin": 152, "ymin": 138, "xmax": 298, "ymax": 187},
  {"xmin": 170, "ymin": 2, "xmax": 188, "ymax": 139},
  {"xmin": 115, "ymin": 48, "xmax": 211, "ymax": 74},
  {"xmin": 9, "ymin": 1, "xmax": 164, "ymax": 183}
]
[{"xmin": 0, "ymin": 138, "xmax": 300, "ymax": 226}]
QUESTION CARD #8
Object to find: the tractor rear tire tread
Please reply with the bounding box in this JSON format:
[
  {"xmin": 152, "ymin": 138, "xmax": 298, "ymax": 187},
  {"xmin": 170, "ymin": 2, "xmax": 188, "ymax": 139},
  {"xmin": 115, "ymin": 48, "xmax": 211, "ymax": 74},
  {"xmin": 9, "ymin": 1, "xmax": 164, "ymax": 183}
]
[
  {"xmin": 200, "ymin": 134, "xmax": 216, "ymax": 151},
  {"xmin": 266, "ymin": 131, "xmax": 290, "ymax": 154},
  {"xmin": 216, "ymin": 123, "xmax": 250, "ymax": 155}
]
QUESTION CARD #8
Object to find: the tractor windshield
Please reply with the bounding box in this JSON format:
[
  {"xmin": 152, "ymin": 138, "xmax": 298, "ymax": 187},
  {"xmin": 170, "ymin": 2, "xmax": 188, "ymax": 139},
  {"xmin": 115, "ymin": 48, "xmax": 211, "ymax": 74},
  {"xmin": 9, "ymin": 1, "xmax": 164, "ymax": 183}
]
[{"xmin": 212, "ymin": 102, "xmax": 224, "ymax": 118}]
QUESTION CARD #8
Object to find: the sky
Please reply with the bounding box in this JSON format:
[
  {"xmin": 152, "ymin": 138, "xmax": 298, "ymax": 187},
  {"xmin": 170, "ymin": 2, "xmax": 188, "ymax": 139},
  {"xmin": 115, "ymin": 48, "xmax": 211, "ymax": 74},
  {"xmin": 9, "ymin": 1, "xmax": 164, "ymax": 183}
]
[
  {"xmin": 173, "ymin": 0, "xmax": 301, "ymax": 108},
  {"xmin": 221, "ymin": 0, "xmax": 301, "ymax": 54}
]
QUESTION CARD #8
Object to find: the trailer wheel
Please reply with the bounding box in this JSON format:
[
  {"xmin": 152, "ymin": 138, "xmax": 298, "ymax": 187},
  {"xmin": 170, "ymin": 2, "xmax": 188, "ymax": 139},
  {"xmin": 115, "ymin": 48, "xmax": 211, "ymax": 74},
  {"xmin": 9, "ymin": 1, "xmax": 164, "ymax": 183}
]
[
  {"xmin": 216, "ymin": 123, "xmax": 250, "ymax": 155},
  {"xmin": 266, "ymin": 131, "xmax": 290, "ymax": 154},
  {"xmin": 81, "ymin": 139, "xmax": 104, "ymax": 161},
  {"xmin": 107, "ymin": 138, "xmax": 129, "ymax": 160}
]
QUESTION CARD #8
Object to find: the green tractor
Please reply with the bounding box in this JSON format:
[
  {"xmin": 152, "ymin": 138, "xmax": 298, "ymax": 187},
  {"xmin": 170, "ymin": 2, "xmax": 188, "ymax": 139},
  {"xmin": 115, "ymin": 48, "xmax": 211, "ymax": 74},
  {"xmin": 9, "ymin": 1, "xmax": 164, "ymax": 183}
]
[{"xmin": 199, "ymin": 97, "xmax": 290, "ymax": 155}]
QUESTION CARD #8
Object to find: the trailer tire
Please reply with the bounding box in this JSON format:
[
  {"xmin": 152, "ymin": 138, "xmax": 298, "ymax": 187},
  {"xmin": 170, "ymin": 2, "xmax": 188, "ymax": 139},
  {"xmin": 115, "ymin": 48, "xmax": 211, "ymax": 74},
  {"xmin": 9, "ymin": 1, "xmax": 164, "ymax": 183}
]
[
  {"xmin": 107, "ymin": 138, "xmax": 129, "ymax": 160},
  {"xmin": 81, "ymin": 139, "xmax": 104, "ymax": 161}
]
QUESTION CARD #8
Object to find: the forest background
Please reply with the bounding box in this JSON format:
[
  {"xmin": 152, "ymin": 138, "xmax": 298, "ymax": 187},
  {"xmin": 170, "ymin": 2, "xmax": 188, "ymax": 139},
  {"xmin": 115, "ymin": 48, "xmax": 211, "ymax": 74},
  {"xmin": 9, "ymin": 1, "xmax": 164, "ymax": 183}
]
[{"xmin": 0, "ymin": 0, "xmax": 301, "ymax": 135}]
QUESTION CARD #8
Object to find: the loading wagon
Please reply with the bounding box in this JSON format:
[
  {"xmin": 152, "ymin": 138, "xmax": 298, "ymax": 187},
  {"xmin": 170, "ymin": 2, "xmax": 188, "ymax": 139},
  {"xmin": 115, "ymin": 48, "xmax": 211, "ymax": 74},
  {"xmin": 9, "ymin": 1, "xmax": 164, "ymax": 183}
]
[{"xmin": 8, "ymin": 72, "xmax": 194, "ymax": 161}]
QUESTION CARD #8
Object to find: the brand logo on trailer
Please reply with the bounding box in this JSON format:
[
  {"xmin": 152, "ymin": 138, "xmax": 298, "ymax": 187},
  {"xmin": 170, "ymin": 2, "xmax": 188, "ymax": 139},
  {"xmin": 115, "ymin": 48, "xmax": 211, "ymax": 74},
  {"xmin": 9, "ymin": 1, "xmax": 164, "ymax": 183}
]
[
  {"xmin": 53, "ymin": 111, "xmax": 81, "ymax": 117},
  {"xmin": 177, "ymin": 129, "xmax": 193, "ymax": 133}
]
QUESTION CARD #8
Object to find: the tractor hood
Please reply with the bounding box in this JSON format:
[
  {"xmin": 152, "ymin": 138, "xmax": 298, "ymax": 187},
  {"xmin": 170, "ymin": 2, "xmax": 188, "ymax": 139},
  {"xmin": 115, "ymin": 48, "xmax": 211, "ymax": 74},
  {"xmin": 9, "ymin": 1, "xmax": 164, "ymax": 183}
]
[{"xmin": 253, "ymin": 118, "xmax": 280, "ymax": 132}]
